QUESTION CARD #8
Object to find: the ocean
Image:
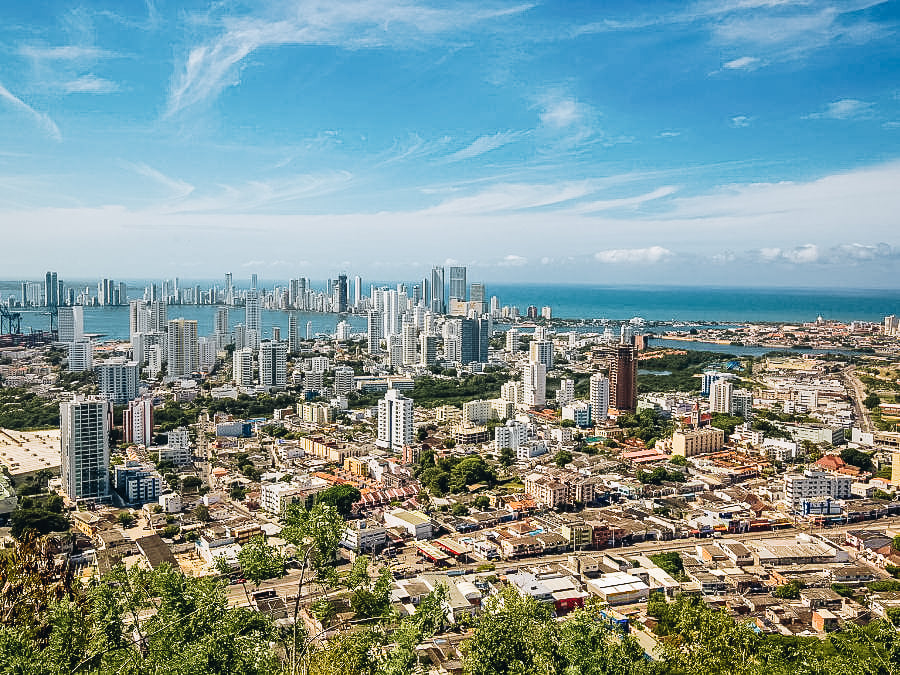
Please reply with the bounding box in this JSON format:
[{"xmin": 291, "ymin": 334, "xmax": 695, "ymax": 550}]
[{"xmin": 2, "ymin": 280, "xmax": 898, "ymax": 342}]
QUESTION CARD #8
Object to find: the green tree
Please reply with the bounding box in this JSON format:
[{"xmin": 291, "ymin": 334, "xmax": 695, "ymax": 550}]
[
  {"xmin": 116, "ymin": 512, "xmax": 135, "ymax": 528},
  {"xmin": 554, "ymin": 450, "xmax": 573, "ymax": 468},
  {"xmin": 314, "ymin": 484, "xmax": 362, "ymax": 518},
  {"xmin": 864, "ymin": 393, "xmax": 881, "ymax": 409},
  {"xmin": 499, "ymin": 446, "xmax": 516, "ymax": 468},
  {"xmin": 193, "ymin": 504, "xmax": 211, "ymax": 522}
]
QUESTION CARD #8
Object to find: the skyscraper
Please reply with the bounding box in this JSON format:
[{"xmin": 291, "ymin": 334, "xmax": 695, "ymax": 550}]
[
  {"xmin": 44, "ymin": 271, "xmax": 58, "ymax": 307},
  {"xmin": 336, "ymin": 274, "xmax": 349, "ymax": 313},
  {"xmin": 166, "ymin": 319, "xmax": 199, "ymax": 377},
  {"xmin": 259, "ymin": 340, "xmax": 288, "ymax": 389},
  {"xmin": 449, "ymin": 266, "xmax": 467, "ymax": 301},
  {"xmin": 214, "ymin": 307, "xmax": 229, "ymax": 336},
  {"xmin": 523, "ymin": 362, "xmax": 547, "ymax": 407},
  {"xmin": 288, "ymin": 313, "xmax": 298, "ymax": 353},
  {"xmin": 469, "ymin": 282, "xmax": 485, "ymax": 314},
  {"xmin": 402, "ymin": 321, "xmax": 418, "ymax": 365},
  {"xmin": 96, "ymin": 358, "xmax": 140, "ymax": 404},
  {"xmin": 367, "ymin": 311, "xmax": 383, "ymax": 353},
  {"xmin": 123, "ymin": 397, "xmax": 154, "ymax": 447},
  {"xmin": 353, "ymin": 275, "xmax": 362, "ymax": 309},
  {"xmin": 710, "ymin": 379, "xmax": 733, "ymax": 414},
  {"xmin": 376, "ymin": 389, "xmax": 414, "ymax": 450},
  {"xmin": 60, "ymin": 397, "xmax": 111, "ymax": 502},
  {"xmin": 607, "ymin": 345, "xmax": 638, "ymax": 412},
  {"xmin": 590, "ymin": 373, "xmax": 610, "ymax": 423},
  {"xmin": 529, "ymin": 339, "xmax": 554, "ymax": 371},
  {"xmin": 225, "ymin": 272, "xmax": 234, "ymax": 305},
  {"xmin": 233, "ymin": 347, "xmax": 254, "ymax": 386},
  {"xmin": 57, "ymin": 306, "xmax": 84, "ymax": 342},
  {"xmin": 430, "ymin": 266, "xmax": 445, "ymax": 314}
]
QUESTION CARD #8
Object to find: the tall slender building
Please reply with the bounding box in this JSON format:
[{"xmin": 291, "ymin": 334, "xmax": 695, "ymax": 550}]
[
  {"xmin": 336, "ymin": 274, "xmax": 349, "ymax": 313},
  {"xmin": 590, "ymin": 373, "xmax": 610, "ymax": 423},
  {"xmin": 44, "ymin": 271, "xmax": 58, "ymax": 307},
  {"xmin": 123, "ymin": 397, "xmax": 154, "ymax": 447},
  {"xmin": 60, "ymin": 397, "xmax": 111, "ymax": 502},
  {"xmin": 523, "ymin": 362, "xmax": 547, "ymax": 407},
  {"xmin": 402, "ymin": 322, "xmax": 418, "ymax": 365},
  {"xmin": 57, "ymin": 306, "xmax": 84, "ymax": 342},
  {"xmin": 469, "ymin": 283, "xmax": 486, "ymax": 314},
  {"xmin": 607, "ymin": 345, "xmax": 638, "ymax": 412},
  {"xmin": 233, "ymin": 347, "xmax": 254, "ymax": 386},
  {"xmin": 245, "ymin": 276, "xmax": 261, "ymax": 350},
  {"xmin": 166, "ymin": 319, "xmax": 199, "ymax": 377},
  {"xmin": 288, "ymin": 313, "xmax": 298, "ymax": 354},
  {"xmin": 353, "ymin": 275, "xmax": 362, "ymax": 309},
  {"xmin": 259, "ymin": 340, "xmax": 288, "ymax": 389},
  {"xmin": 449, "ymin": 266, "xmax": 467, "ymax": 301},
  {"xmin": 430, "ymin": 266, "xmax": 445, "ymax": 314},
  {"xmin": 367, "ymin": 311, "xmax": 383, "ymax": 353},
  {"xmin": 376, "ymin": 389, "xmax": 414, "ymax": 450}
]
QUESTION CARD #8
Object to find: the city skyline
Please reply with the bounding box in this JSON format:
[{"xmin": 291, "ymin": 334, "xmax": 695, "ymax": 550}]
[{"xmin": 1, "ymin": 2, "xmax": 900, "ymax": 285}]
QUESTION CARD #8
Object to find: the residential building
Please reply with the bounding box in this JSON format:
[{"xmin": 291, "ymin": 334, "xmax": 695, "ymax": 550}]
[
  {"xmin": 376, "ymin": 389, "xmax": 414, "ymax": 450},
  {"xmin": 123, "ymin": 397, "xmax": 153, "ymax": 446},
  {"xmin": 334, "ymin": 366, "xmax": 354, "ymax": 396},
  {"xmin": 523, "ymin": 362, "xmax": 547, "ymax": 407},
  {"xmin": 67, "ymin": 340, "xmax": 93, "ymax": 372},
  {"xmin": 113, "ymin": 461, "xmax": 162, "ymax": 505},
  {"xmin": 529, "ymin": 340, "xmax": 553, "ymax": 371},
  {"xmin": 60, "ymin": 397, "xmax": 111, "ymax": 502},
  {"xmin": 607, "ymin": 345, "xmax": 638, "ymax": 412},
  {"xmin": 556, "ymin": 378, "xmax": 575, "ymax": 406},
  {"xmin": 233, "ymin": 348, "xmax": 254, "ymax": 386},
  {"xmin": 166, "ymin": 318, "xmax": 198, "ymax": 377},
  {"xmin": 671, "ymin": 426, "xmax": 725, "ymax": 457},
  {"xmin": 562, "ymin": 401, "xmax": 592, "ymax": 428},
  {"xmin": 259, "ymin": 340, "xmax": 288, "ymax": 389},
  {"xmin": 57, "ymin": 306, "xmax": 84, "ymax": 342},
  {"xmin": 784, "ymin": 469, "xmax": 853, "ymax": 511},
  {"xmin": 449, "ymin": 266, "xmax": 467, "ymax": 301},
  {"xmin": 494, "ymin": 420, "xmax": 529, "ymax": 451},
  {"xmin": 96, "ymin": 358, "xmax": 140, "ymax": 404},
  {"xmin": 710, "ymin": 379, "xmax": 733, "ymax": 414},
  {"xmin": 430, "ymin": 266, "xmax": 445, "ymax": 314},
  {"xmin": 590, "ymin": 373, "xmax": 610, "ymax": 423}
]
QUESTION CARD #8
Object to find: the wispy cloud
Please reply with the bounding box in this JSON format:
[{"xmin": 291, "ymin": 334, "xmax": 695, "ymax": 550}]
[
  {"xmin": 126, "ymin": 162, "xmax": 195, "ymax": 199},
  {"xmin": 722, "ymin": 55, "xmax": 760, "ymax": 70},
  {"xmin": 423, "ymin": 180, "xmax": 594, "ymax": 215},
  {"xmin": 0, "ymin": 81, "xmax": 61, "ymax": 141},
  {"xmin": 731, "ymin": 115, "xmax": 752, "ymax": 127},
  {"xmin": 444, "ymin": 130, "xmax": 527, "ymax": 161},
  {"xmin": 804, "ymin": 98, "xmax": 874, "ymax": 120},
  {"xmin": 166, "ymin": 1, "xmax": 534, "ymax": 115},
  {"xmin": 573, "ymin": 186, "xmax": 678, "ymax": 214},
  {"xmin": 18, "ymin": 45, "xmax": 115, "ymax": 61},
  {"xmin": 757, "ymin": 244, "xmax": 820, "ymax": 263},
  {"xmin": 62, "ymin": 74, "xmax": 120, "ymax": 94},
  {"xmin": 498, "ymin": 254, "xmax": 528, "ymax": 266},
  {"xmin": 594, "ymin": 246, "xmax": 673, "ymax": 264}
]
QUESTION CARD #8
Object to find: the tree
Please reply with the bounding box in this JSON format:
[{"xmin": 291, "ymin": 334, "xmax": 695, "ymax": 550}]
[
  {"xmin": 181, "ymin": 475, "xmax": 202, "ymax": 491},
  {"xmin": 554, "ymin": 450, "xmax": 573, "ymax": 468},
  {"xmin": 840, "ymin": 447, "xmax": 874, "ymax": 472},
  {"xmin": 116, "ymin": 512, "xmax": 135, "ymax": 528},
  {"xmin": 864, "ymin": 393, "xmax": 881, "ymax": 409},
  {"xmin": 193, "ymin": 504, "xmax": 211, "ymax": 522},
  {"xmin": 315, "ymin": 484, "xmax": 362, "ymax": 518},
  {"xmin": 416, "ymin": 426, "xmax": 428, "ymax": 442},
  {"xmin": 419, "ymin": 467, "xmax": 450, "ymax": 496},
  {"xmin": 449, "ymin": 455, "xmax": 496, "ymax": 492},
  {"xmin": 772, "ymin": 580, "xmax": 804, "ymax": 599},
  {"xmin": 892, "ymin": 534, "xmax": 900, "ymax": 552},
  {"xmin": 10, "ymin": 508, "xmax": 69, "ymax": 539},
  {"xmin": 499, "ymin": 446, "xmax": 516, "ymax": 468}
]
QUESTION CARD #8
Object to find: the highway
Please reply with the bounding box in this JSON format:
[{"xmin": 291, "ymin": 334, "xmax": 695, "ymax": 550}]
[{"xmin": 843, "ymin": 366, "xmax": 874, "ymax": 434}]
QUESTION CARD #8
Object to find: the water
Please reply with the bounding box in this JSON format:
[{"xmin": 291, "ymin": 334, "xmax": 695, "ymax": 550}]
[{"xmin": 3, "ymin": 280, "xmax": 899, "ymax": 340}]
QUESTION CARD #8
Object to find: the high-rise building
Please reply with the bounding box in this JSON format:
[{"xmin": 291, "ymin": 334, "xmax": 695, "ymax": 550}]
[
  {"xmin": 505, "ymin": 328, "xmax": 520, "ymax": 352},
  {"xmin": 449, "ymin": 266, "xmax": 467, "ymax": 301},
  {"xmin": 607, "ymin": 345, "xmax": 638, "ymax": 412},
  {"xmin": 44, "ymin": 271, "xmax": 58, "ymax": 307},
  {"xmin": 233, "ymin": 348, "xmax": 254, "ymax": 386},
  {"xmin": 214, "ymin": 307, "xmax": 229, "ymax": 336},
  {"xmin": 556, "ymin": 378, "xmax": 575, "ymax": 406},
  {"xmin": 529, "ymin": 340, "xmax": 553, "ymax": 371},
  {"xmin": 259, "ymin": 340, "xmax": 288, "ymax": 389},
  {"xmin": 225, "ymin": 272, "xmax": 234, "ymax": 305},
  {"xmin": 710, "ymin": 379, "xmax": 733, "ymax": 414},
  {"xmin": 376, "ymin": 389, "xmax": 414, "ymax": 450},
  {"xmin": 57, "ymin": 306, "xmax": 84, "ymax": 342},
  {"xmin": 589, "ymin": 373, "xmax": 610, "ymax": 423},
  {"xmin": 469, "ymin": 283, "xmax": 485, "ymax": 314},
  {"xmin": 402, "ymin": 322, "xmax": 418, "ymax": 365},
  {"xmin": 96, "ymin": 358, "xmax": 140, "ymax": 404},
  {"xmin": 129, "ymin": 300, "xmax": 149, "ymax": 340},
  {"xmin": 523, "ymin": 362, "xmax": 547, "ymax": 407},
  {"xmin": 245, "ymin": 281, "xmax": 261, "ymax": 350},
  {"xmin": 68, "ymin": 340, "xmax": 93, "ymax": 372},
  {"xmin": 430, "ymin": 266, "xmax": 445, "ymax": 314},
  {"xmin": 149, "ymin": 300, "xmax": 167, "ymax": 333},
  {"xmin": 336, "ymin": 274, "xmax": 349, "ymax": 313},
  {"xmin": 368, "ymin": 311, "xmax": 383, "ymax": 353},
  {"xmin": 443, "ymin": 319, "xmax": 462, "ymax": 363},
  {"xmin": 123, "ymin": 397, "xmax": 154, "ymax": 447},
  {"xmin": 60, "ymin": 397, "xmax": 111, "ymax": 502},
  {"xmin": 288, "ymin": 313, "xmax": 298, "ymax": 353},
  {"xmin": 460, "ymin": 317, "xmax": 489, "ymax": 364},
  {"xmin": 334, "ymin": 366, "xmax": 355, "ymax": 396},
  {"xmin": 419, "ymin": 334, "xmax": 438, "ymax": 367},
  {"xmin": 198, "ymin": 336, "xmax": 216, "ymax": 372},
  {"xmin": 166, "ymin": 319, "xmax": 198, "ymax": 377}
]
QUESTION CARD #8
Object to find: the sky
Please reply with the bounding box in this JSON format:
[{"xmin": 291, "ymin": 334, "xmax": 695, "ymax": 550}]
[{"xmin": 1, "ymin": 0, "xmax": 900, "ymax": 287}]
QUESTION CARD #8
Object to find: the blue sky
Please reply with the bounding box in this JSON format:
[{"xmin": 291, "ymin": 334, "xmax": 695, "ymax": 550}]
[{"xmin": 1, "ymin": 0, "xmax": 900, "ymax": 286}]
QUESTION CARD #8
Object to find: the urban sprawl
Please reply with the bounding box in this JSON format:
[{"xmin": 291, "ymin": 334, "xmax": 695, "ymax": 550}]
[{"xmin": 5, "ymin": 268, "xmax": 900, "ymax": 669}]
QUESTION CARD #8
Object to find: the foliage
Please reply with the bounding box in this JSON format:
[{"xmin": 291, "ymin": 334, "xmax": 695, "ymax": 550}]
[
  {"xmin": 649, "ymin": 552, "xmax": 687, "ymax": 581},
  {"xmin": 864, "ymin": 393, "xmax": 882, "ymax": 409},
  {"xmin": 10, "ymin": 508, "xmax": 69, "ymax": 539},
  {"xmin": 710, "ymin": 413, "xmax": 745, "ymax": 436},
  {"xmin": 116, "ymin": 512, "xmax": 135, "ymax": 528},
  {"xmin": 669, "ymin": 454, "xmax": 688, "ymax": 466},
  {"xmin": 771, "ymin": 580, "xmax": 805, "ymax": 599},
  {"xmin": 617, "ymin": 409, "xmax": 675, "ymax": 444},
  {"xmin": 554, "ymin": 450, "xmax": 573, "ymax": 467},
  {"xmin": 868, "ymin": 579, "xmax": 900, "ymax": 592},
  {"xmin": 636, "ymin": 351, "xmax": 737, "ymax": 393},
  {"xmin": 181, "ymin": 475, "xmax": 202, "ymax": 491},
  {"xmin": 193, "ymin": 504, "xmax": 211, "ymax": 522},
  {"xmin": 637, "ymin": 467, "xmax": 685, "ymax": 485},
  {"xmin": 840, "ymin": 447, "xmax": 874, "ymax": 472},
  {"xmin": 0, "ymin": 387, "xmax": 59, "ymax": 430},
  {"xmin": 349, "ymin": 567, "xmax": 393, "ymax": 620},
  {"xmin": 830, "ymin": 583, "xmax": 855, "ymax": 598},
  {"xmin": 410, "ymin": 372, "xmax": 512, "ymax": 408},
  {"xmin": 314, "ymin": 484, "xmax": 362, "ymax": 518},
  {"xmin": 237, "ymin": 535, "xmax": 285, "ymax": 588},
  {"xmin": 499, "ymin": 446, "xmax": 516, "ymax": 467}
]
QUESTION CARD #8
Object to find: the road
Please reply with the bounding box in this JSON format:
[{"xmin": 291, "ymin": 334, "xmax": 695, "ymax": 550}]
[{"xmin": 843, "ymin": 366, "xmax": 874, "ymax": 434}]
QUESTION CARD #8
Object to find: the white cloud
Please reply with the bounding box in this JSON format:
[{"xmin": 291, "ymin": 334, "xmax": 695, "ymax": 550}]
[
  {"xmin": 756, "ymin": 244, "xmax": 819, "ymax": 263},
  {"xmin": 444, "ymin": 131, "xmax": 526, "ymax": 161},
  {"xmin": 423, "ymin": 181, "xmax": 594, "ymax": 215},
  {"xmin": 0, "ymin": 81, "xmax": 61, "ymax": 140},
  {"xmin": 731, "ymin": 115, "xmax": 752, "ymax": 127},
  {"xmin": 573, "ymin": 186, "xmax": 678, "ymax": 213},
  {"xmin": 539, "ymin": 96, "xmax": 588, "ymax": 128},
  {"xmin": 657, "ymin": 130, "xmax": 681, "ymax": 138},
  {"xmin": 594, "ymin": 246, "xmax": 672, "ymax": 264},
  {"xmin": 126, "ymin": 162, "xmax": 195, "ymax": 199},
  {"xmin": 805, "ymin": 98, "xmax": 874, "ymax": 120},
  {"xmin": 62, "ymin": 74, "xmax": 120, "ymax": 93},
  {"xmin": 18, "ymin": 45, "xmax": 114, "ymax": 61},
  {"xmin": 723, "ymin": 55, "xmax": 759, "ymax": 70},
  {"xmin": 498, "ymin": 254, "xmax": 528, "ymax": 266},
  {"xmin": 166, "ymin": 1, "xmax": 534, "ymax": 115}
]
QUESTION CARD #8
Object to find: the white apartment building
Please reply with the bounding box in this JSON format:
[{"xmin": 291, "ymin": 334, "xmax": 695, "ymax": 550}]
[
  {"xmin": 529, "ymin": 340, "xmax": 554, "ymax": 371},
  {"xmin": 96, "ymin": 358, "xmax": 140, "ymax": 404},
  {"xmin": 562, "ymin": 401, "xmax": 592, "ymax": 428},
  {"xmin": 523, "ymin": 362, "xmax": 547, "ymax": 407},
  {"xmin": 556, "ymin": 378, "xmax": 575, "ymax": 406},
  {"xmin": 123, "ymin": 397, "xmax": 153, "ymax": 447},
  {"xmin": 505, "ymin": 328, "xmax": 520, "ymax": 352},
  {"xmin": 233, "ymin": 348, "xmax": 254, "ymax": 386},
  {"xmin": 710, "ymin": 379, "xmax": 733, "ymax": 414},
  {"xmin": 494, "ymin": 420, "xmax": 530, "ymax": 451},
  {"xmin": 57, "ymin": 306, "xmax": 84, "ymax": 343},
  {"xmin": 334, "ymin": 366, "xmax": 354, "ymax": 396},
  {"xmin": 784, "ymin": 469, "xmax": 853, "ymax": 511},
  {"xmin": 166, "ymin": 318, "xmax": 198, "ymax": 377},
  {"xmin": 259, "ymin": 340, "xmax": 288, "ymax": 389},
  {"xmin": 376, "ymin": 389, "xmax": 414, "ymax": 450},
  {"xmin": 590, "ymin": 373, "xmax": 610, "ymax": 423},
  {"xmin": 68, "ymin": 339, "xmax": 93, "ymax": 372}
]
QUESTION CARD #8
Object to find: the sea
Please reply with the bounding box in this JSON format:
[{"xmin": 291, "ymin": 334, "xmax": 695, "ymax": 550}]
[{"xmin": 2, "ymin": 280, "xmax": 899, "ymax": 343}]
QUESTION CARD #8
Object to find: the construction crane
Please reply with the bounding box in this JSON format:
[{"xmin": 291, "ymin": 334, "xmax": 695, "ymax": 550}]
[{"xmin": 0, "ymin": 306, "xmax": 22, "ymax": 334}]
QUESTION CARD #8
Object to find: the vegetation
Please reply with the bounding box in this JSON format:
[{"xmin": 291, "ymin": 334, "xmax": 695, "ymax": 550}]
[
  {"xmin": 553, "ymin": 450, "xmax": 573, "ymax": 467},
  {"xmin": 152, "ymin": 392, "xmax": 298, "ymax": 432},
  {"xmin": 410, "ymin": 371, "xmax": 512, "ymax": 408},
  {"xmin": 313, "ymin": 484, "xmax": 362, "ymax": 517},
  {"xmin": 840, "ymin": 447, "xmax": 874, "ymax": 472},
  {"xmin": 637, "ymin": 467, "xmax": 685, "ymax": 485},
  {"xmin": 649, "ymin": 552, "xmax": 688, "ymax": 582},
  {"xmin": 617, "ymin": 409, "xmax": 675, "ymax": 447},
  {"xmin": 710, "ymin": 413, "xmax": 745, "ymax": 435},
  {"xmin": 413, "ymin": 449, "xmax": 497, "ymax": 496},
  {"xmin": 636, "ymin": 351, "xmax": 738, "ymax": 393},
  {"xmin": 0, "ymin": 387, "xmax": 59, "ymax": 430},
  {"xmin": 771, "ymin": 580, "xmax": 805, "ymax": 599}
]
